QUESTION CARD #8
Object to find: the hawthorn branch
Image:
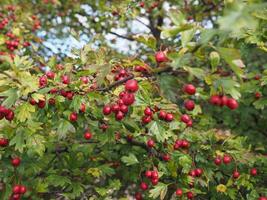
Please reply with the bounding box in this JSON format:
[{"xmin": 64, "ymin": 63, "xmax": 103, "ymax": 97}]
[
  {"xmin": 97, "ymin": 74, "xmax": 134, "ymax": 92},
  {"xmin": 109, "ymin": 31, "xmax": 135, "ymax": 41}
]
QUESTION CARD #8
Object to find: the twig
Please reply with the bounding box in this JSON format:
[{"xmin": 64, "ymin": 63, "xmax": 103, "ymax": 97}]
[{"xmin": 109, "ymin": 31, "xmax": 135, "ymax": 41}]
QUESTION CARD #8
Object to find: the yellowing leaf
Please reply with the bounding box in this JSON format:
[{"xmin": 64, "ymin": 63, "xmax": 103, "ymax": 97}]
[
  {"xmin": 87, "ymin": 168, "xmax": 101, "ymax": 177},
  {"xmin": 16, "ymin": 103, "xmax": 35, "ymax": 122},
  {"xmin": 217, "ymin": 184, "xmax": 227, "ymax": 193}
]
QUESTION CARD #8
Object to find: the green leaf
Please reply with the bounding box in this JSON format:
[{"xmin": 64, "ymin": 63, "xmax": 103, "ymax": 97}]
[
  {"xmin": 57, "ymin": 119, "xmax": 76, "ymax": 139},
  {"xmin": 253, "ymin": 98, "xmax": 267, "ymax": 109},
  {"xmin": 161, "ymin": 24, "xmax": 194, "ymax": 39},
  {"xmin": 148, "ymin": 121, "xmax": 166, "ymax": 142},
  {"xmin": 10, "ymin": 129, "xmax": 25, "ymax": 153},
  {"xmin": 181, "ymin": 28, "xmax": 196, "ymax": 47},
  {"xmin": 149, "ymin": 183, "xmax": 168, "ymax": 199},
  {"xmin": 183, "ymin": 66, "xmax": 205, "ymax": 79},
  {"xmin": 134, "ymin": 35, "xmax": 156, "ymax": 50},
  {"xmin": 168, "ymin": 9, "xmax": 186, "ymax": 26},
  {"xmin": 26, "ymin": 135, "xmax": 46, "ymax": 156},
  {"xmin": 209, "ymin": 51, "xmax": 220, "ymax": 72},
  {"xmin": 16, "ymin": 103, "xmax": 35, "ymax": 122},
  {"xmin": 0, "ymin": 88, "xmax": 19, "ymax": 108},
  {"xmin": 121, "ymin": 153, "xmax": 139, "ymax": 166}
]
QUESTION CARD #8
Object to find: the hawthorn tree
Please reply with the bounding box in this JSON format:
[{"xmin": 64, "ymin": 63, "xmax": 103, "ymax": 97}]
[{"xmin": 0, "ymin": 0, "xmax": 267, "ymax": 200}]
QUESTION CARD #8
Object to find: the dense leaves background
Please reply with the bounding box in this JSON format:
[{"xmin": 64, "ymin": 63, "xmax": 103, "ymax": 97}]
[{"xmin": 0, "ymin": 0, "xmax": 267, "ymax": 199}]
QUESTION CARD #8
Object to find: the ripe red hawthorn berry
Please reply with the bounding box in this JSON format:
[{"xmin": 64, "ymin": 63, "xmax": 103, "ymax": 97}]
[
  {"xmin": 226, "ymin": 98, "xmax": 239, "ymax": 110},
  {"xmin": 151, "ymin": 171, "xmax": 158, "ymax": 179},
  {"xmin": 11, "ymin": 157, "xmax": 21, "ymax": 167},
  {"xmin": 61, "ymin": 75, "xmax": 70, "ymax": 84},
  {"xmin": 184, "ymin": 100, "xmax": 195, "ymax": 111},
  {"xmin": 119, "ymin": 104, "xmax": 128, "ymax": 113},
  {"xmin": 121, "ymin": 93, "xmax": 135, "ymax": 105},
  {"xmin": 135, "ymin": 192, "xmax": 143, "ymax": 200},
  {"xmin": 259, "ymin": 197, "xmax": 267, "ymax": 200},
  {"xmin": 214, "ymin": 156, "xmax": 222, "ymax": 165},
  {"xmin": 180, "ymin": 114, "xmax": 191, "ymax": 123},
  {"xmin": 233, "ymin": 170, "xmax": 240, "ymax": 179},
  {"xmin": 142, "ymin": 115, "xmax": 152, "ymax": 124},
  {"xmin": 111, "ymin": 104, "xmax": 120, "ymax": 113},
  {"xmin": 155, "ymin": 51, "xmax": 168, "ymax": 63},
  {"xmin": 183, "ymin": 84, "xmax": 196, "ymax": 95},
  {"xmin": 39, "ymin": 75, "xmax": 47, "ymax": 87},
  {"xmin": 145, "ymin": 170, "xmax": 152, "ymax": 178},
  {"xmin": 140, "ymin": 182, "xmax": 148, "ymax": 191},
  {"xmin": 103, "ymin": 105, "xmax": 112, "ymax": 115},
  {"xmin": 0, "ymin": 138, "xmax": 9, "ymax": 147},
  {"xmin": 165, "ymin": 113, "xmax": 174, "ymax": 122},
  {"xmin": 69, "ymin": 112, "xmax": 78, "ymax": 122},
  {"xmin": 115, "ymin": 111, "xmax": 124, "ymax": 121},
  {"xmin": 209, "ymin": 95, "xmax": 221, "ymax": 106},
  {"xmin": 223, "ymin": 155, "xmax": 232, "ymax": 164},
  {"xmin": 12, "ymin": 194, "xmax": 21, "ymax": 200},
  {"xmin": 189, "ymin": 170, "xmax": 196, "ymax": 177},
  {"xmin": 80, "ymin": 76, "xmax": 89, "ymax": 84},
  {"xmin": 80, "ymin": 103, "xmax": 86, "ymax": 113},
  {"xmin": 175, "ymin": 188, "xmax": 183, "ymax": 197},
  {"xmin": 186, "ymin": 120, "xmax": 193, "ymax": 127},
  {"xmin": 29, "ymin": 98, "xmax": 37, "ymax": 105},
  {"xmin": 48, "ymin": 98, "xmax": 56, "ymax": 105},
  {"xmin": 147, "ymin": 139, "xmax": 155, "ymax": 148},
  {"xmin": 139, "ymin": 1, "xmax": 145, "ymax": 7},
  {"xmin": 255, "ymin": 92, "xmax": 262, "ymax": 99},
  {"xmin": 5, "ymin": 110, "xmax": 14, "ymax": 121},
  {"xmin": 187, "ymin": 191, "xmax": 194, "ymax": 199},
  {"xmin": 144, "ymin": 107, "xmax": 153, "ymax": 116},
  {"xmin": 134, "ymin": 65, "xmax": 146, "ymax": 72},
  {"xmin": 162, "ymin": 153, "xmax": 171, "ymax": 161},
  {"xmin": 83, "ymin": 130, "xmax": 91, "ymax": 139},
  {"xmin": 125, "ymin": 79, "xmax": 139, "ymax": 93},
  {"xmin": 46, "ymin": 71, "xmax": 55, "ymax": 79},
  {"xmin": 158, "ymin": 110, "xmax": 167, "ymax": 120},
  {"xmin": 151, "ymin": 178, "xmax": 159, "ymax": 185},
  {"xmin": 19, "ymin": 185, "xmax": 27, "ymax": 194},
  {"xmin": 250, "ymin": 168, "xmax": 257, "ymax": 176},
  {"xmin": 12, "ymin": 185, "xmax": 21, "ymax": 194},
  {"xmin": 38, "ymin": 100, "xmax": 46, "ymax": 109},
  {"xmin": 220, "ymin": 95, "xmax": 228, "ymax": 106},
  {"xmin": 195, "ymin": 168, "xmax": 203, "ymax": 177},
  {"xmin": 181, "ymin": 140, "xmax": 190, "ymax": 148},
  {"xmin": 254, "ymin": 74, "xmax": 261, "ymax": 80}
]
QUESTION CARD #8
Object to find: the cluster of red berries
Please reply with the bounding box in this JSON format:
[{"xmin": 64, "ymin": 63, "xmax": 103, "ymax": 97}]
[
  {"xmin": 31, "ymin": 15, "xmax": 41, "ymax": 30},
  {"xmin": 9, "ymin": 184, "xmax": 27, "ymax": 200},
  {"xmin": 5, "ymin": 37, "xmax": 20, "ymax": 51},
  {"xmin": 209, "ymin": 95, "xmax": 239, "ymax": 110},
  {"xmin": 139, "ymin": 1, "xmax": 160, "ymax": 13},
  {"xmin": 113, "ymin": 68, "xmax": 131, "ymax": 81},
  {"xmin": 0, "ymin": 17, "xmax": 9, "ymax": 29},
  {"xmin": 189, "ymin": 168, "xmax": 203, "ymax": 177},
  {"xmin": 29, "ymin": 98, "xmax": 47, "ymax": 109},
  {"xmin": 0, "ymin": 105, "xmax": 14, "ymax": 121},
  {"xmin": 175, "ymin": 188, "xmax": 194, "ymax": 199},
  {"xmin": 173, "ymin": 139, "xmax": 190, "ymax": 150},
  {"xmin": 158, "ymin": 110, "xmax": 174, "ymax": 122},
  {"xmin": 103, "ymin": 79, "xmax": 138, "ymax": 121}
]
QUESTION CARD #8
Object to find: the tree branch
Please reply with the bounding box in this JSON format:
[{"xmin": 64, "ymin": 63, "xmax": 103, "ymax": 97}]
[{"xmin": 109, "ymin": 31, "xmax": 135, "ymax": 41}]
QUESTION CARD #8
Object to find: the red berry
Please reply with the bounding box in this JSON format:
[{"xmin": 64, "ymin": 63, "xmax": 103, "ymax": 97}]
[
  {"xmin": 195, "ymin": 168, "xmax": 203, "ymax": 177},
  {"xmin": 125, "ymin": 79, "xmax": 139, "ymax": 93},
  {"xmin": 254, "ymin": 74, "xmax": 261, "ymax": 80},
  {"xmin": 187, "ymin": 191, "xmax": 194, "ymax": 199},
  {"xmin": 38, "ymin": 100, "xmax": 46, "ymax": 109},
  {"xmin": 5, "ymin": 110, "xmax": 14, "ymax": 121},
  {"xmin": 259, "ymin": 197, "xmax": 267, "ymax": 200},
  {"xmin": 151, "ymin": 171, "xmax": 158, "ymax": 179},
  {"xmin": 145, "ymin": 170, "xmax": 152, "ymax": 178},
  {"xmin": 175, "ymin": 188, "xmax": 183, "ymax": 197},
  {"xmin": 155, "ymin": 51, "xmax": 168, "ymax": 63},
  {"xmin": 12, "ymin": 185, "xmax": 21, "ymax": 194},
  {"xmin": 250, "ymin": 168, "xmax": 257, "ymax": 176},
  {"xmin": 29, "ymin": 98, "xmax": 37, "ymax": 105},
  {"xmin": 144, "ymin": 107, "xmax": 153, "ymax": 116},
  {"xmin": 220, "ymin": 95, "xmax": 228, "ymax": 106},
  {"xmin": 181, "ymin": 140, "xmax": 190, "ymax": 148},
  {"xmin": 209, "ymin": 95, "xmax": 221, "ymax": 106},
  {"xmin": 0, "ymin": 138, "xmax": 9, "ymax": 147},
  {"xmin": 139, "ymin": 2, "xmax": 145, "ymax": 8},
  {"xmin": 46, "ymin": 71, "xmax": 55, "ymax": 79},
  {"xmin": 142, "ymin": 115, "xmax": 152, "ymax": 124},
  {"xmin": 19, "ymin": 185, "xmax": 27, "ymax": 194},
  {"xmin": 79, "ymin": 103, "xmax": 86, "ymax": 113},
  {"xmin": 119, "ymin": 104, "xmax": 128, "ymax": 113},
  {"xmin": 11, "ymin": 157, "xmax": 21, "ymax": 167},
  {"xmin": 158, "ymin": 110, "xmax": 167, "ymax": 120},
  {"xmin": 183, "ymin": 84, "xmax": 196, "ymax": 95},
  {"xmin": 184, "ymin": 100, "xmax": 195, "ymax": 111},
  {"xmin": 103, "ymin": 105, "xmax": 112, "ymax": 115},
  {"xmin": 135, "ymin": 192, "xmax": 142, "ymax": 200},
  {"xmin": 111, "ymin": 104, "xmax": 120, "ymax": 113},
  {"xmin": 121, "ymin": 93, "xmax": 135, "ymax": 105},
  {"xmin": 48, "ymin": 98, "xmax": 56, "ymax": 105},
  {"xmin": 226, "ymin": 98, "xmax": 238, "ymax": 110},
  {"xmin": 69, "ymin": 112, "xmax": 78, "ymax": 122},
  {"xmin": 162, "ymin": 153, "xmax": 171, "ymax": 161},
  {"xmin": 39, "ymin": 75, "xmax": 47, "ymax": 87},
  {"xmin": 165, "ymin": 113, "xmax": 174, "ymax": 122},
  {"xmin": 151, "ymin": 178, "xmax": 159, "ymax": 185},
  {"xmin": 186, "ymin": 120, "xmax": 193, "ymax": 127},
  {"xmin": 214, "ymin": 156, "xmax": 222, "ymax": 165},
  {"xmin": 189, "ymin": 170, "xmax": 196, "ymax": 177},
  {"xmin": 140, "ymin": 182, "xmax": 148, "ymax": 191},
  {"xmin": 119, "ymin": 69, "xmax": 127, "ymax": 76},
  {"xmin": 12, "ymin": 194, "xmax": 21, "ymax": 200},
  {"xmin": 223, "ymin": 155, "xmax": 232, "ymax": 164},
  {"xmin": 80, "ymin": 76, "xmax": 89, "ymax": 84},
  {"xmin": 233, "ymin": 170, "xmax": 240, "ymax": 179},
  {"xmin": 61, "ymin": 75, "xmax": 70, "ymax": 84},
  {"xmin": 115, "ymin": 111, "xmax": 124, "ymax": 121},
  {"xmin": 255, "ymin": 92, "xmax": 262, "ymax": 99},
  {"xmin": 147, "ymin": 139, "xmax": 155, "ymax": 148},
  {"xmin": 84, "ymin": 132, "xmax": 92, "ymax": 140},
  {"xmin": 181, "ymin": 114, "xmax": 190, "ymax": 123}
]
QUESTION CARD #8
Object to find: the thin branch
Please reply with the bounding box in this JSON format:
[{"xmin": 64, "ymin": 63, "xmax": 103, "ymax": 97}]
[
  {"xmin": 135, "ymin": 17, "xmax": 152, "ymax": 30},
  {"xmin": 109, "ymin": 31, "xmax": 135, "ymax": 41}
]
